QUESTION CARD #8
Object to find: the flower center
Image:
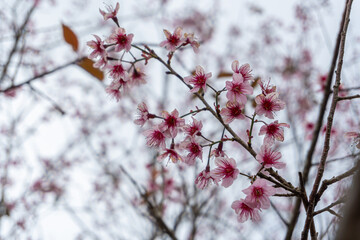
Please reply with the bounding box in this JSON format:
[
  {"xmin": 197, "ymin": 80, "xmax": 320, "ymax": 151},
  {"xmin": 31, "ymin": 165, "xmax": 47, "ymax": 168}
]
[
  {"xmin": 254, "ymin": 187, "xmax": 263, "ymax": 197},
  {"xmin": 166, "ymin": 116, "xmax": 177, "ymax": 127},
  {"xmin": 190, "ymin": 143, "xmax": 200, "ymax": 154},
  {"xmin": 263, "ymin": 154, "xmax": 274, "ymax": 164},
  {"xmin": 195, "ymin": 75, "xmax": 206, "ymax": 85},
  {"xmin": 230, "ymin": 106, "xmax": 242, "ymax": 117},
  {"xmin": 233, "ymin": 84, "xmax": 243, "ymax": 94},
  {"xmin": 224, "ymin": 166, "xmax": 234, "ymax": 177},
  {"xmin": 117, "ymin": 35, "xmax": 128, "ymax": 45},
  {"xmin": 169, "ymin": 35, "xmax": 180, "ymax": 45},
  {"xmin": 262, "ymin": 99, "xmax": 273, "ymax": 110},
  {"xmin": 154, "ymin": 131, "xmax": 164, "ymax": 140},
  {"xmin": 267, "ymin": 124, "xmax": 277, "ymax": 135}
]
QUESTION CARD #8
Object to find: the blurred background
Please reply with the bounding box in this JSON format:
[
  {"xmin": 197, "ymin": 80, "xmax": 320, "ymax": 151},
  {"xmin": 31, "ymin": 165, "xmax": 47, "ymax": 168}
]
[{"xmin": 0, "ymin": 0, "xmax": 359, "ymax": 239}]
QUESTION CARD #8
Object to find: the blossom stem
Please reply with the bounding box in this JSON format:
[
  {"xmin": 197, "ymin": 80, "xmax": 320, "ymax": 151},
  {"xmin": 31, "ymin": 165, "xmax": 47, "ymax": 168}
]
[
  {"xmin": 206, "ymin": 83, "xmax": 217, "ymax": 93},
  {"xmin": 247, "ymin": 112, "xmax": 257, "ymax": 147},
  {"xmin": 206, "ymin": 145, "xmax": 213, "ymax": 167},
  {"xmin": 199, "ymin": 134, "xmax": 215, "ymax": 144},
  {"xmin": 238, "ymin": 171, "xmax": 252, "ymax": 179},
  {"xmin": 180, "ymin": 107, "xmax": 207, "ymax": 118}
]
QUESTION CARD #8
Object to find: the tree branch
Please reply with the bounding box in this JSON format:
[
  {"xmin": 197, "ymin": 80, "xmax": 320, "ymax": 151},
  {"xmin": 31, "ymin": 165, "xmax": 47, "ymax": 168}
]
[{"xmin": 301, "ymin": 0, "xmax": 353, "ymax": 239}]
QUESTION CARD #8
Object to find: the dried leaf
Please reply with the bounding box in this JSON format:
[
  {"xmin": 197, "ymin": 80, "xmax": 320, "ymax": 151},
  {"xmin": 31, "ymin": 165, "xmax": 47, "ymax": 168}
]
[
  {"xmin": 251, "ymin": 76, "xmax": 261, "ymax": 88},
  {"xmin": 62, "ymin": 23, "xmax": 79, "ymax": 52},
  {"xmin": 217, "ymin": 72, "xmax": 233, "ymax": 78},
  {"xmin": 77, "ymin": 58, "xmax": 104, "ymax": 81}
]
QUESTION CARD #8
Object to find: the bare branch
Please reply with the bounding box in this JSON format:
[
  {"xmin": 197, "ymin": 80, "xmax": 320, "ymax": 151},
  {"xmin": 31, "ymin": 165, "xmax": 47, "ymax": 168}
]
[
  {"xmin": 0, "ymin": 3, "xmax": 37, "ymax": 83},
  {"xmin": 0, "ymin": 57, "xmax": 85, "ymax": 93},
  {"xmin": 301, "ymin": 0, "xmax": 353, "ymax": 238},
  {"xmin": 285, "ymin": 2, "xmax": 350, "ymax": 238},
  {"xmin": 316, "ymin": 164, "xmax": 358, "ymax": 203}
]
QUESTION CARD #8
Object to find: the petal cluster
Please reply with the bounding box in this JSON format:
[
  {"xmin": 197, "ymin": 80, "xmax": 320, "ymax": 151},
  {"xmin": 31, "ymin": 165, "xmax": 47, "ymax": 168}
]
[
  {"xmin": 184, "ymin": 66, "xmax": 212, "ymax": 93},
  {"xmin": 210, "ymin": 157, "xmax": 239, "ymax": 188}
]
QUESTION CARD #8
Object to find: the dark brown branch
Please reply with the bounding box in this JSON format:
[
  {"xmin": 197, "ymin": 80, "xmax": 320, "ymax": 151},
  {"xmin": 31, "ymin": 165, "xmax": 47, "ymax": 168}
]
[
  {"xmin": 338, "ymin": 94, "xmax": 360, "ymax": 101},
  {"xmin": 274, "ymin": 193, "xmax": 297, "ymax": 197},
  {"xmin": 258, "ymin": 172, "xmax": 300, "ymax": 195},
  {"xmin": 285, "ymin": 3, "xmax": 349, "ymax": 238},
  {"xmin": 315, "ymin": 164, "xmax": 358, "ymax": 204},
  {"xmin": 301, "ymin": 0, "xmax": 353, "ymax": 239}
]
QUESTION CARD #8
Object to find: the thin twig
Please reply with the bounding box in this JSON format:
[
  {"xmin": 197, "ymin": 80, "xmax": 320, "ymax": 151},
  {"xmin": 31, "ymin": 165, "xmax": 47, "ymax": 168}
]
[
  {"xmin": 338, "ymin": 94, "xmax": 360, "ymax": 101},
  {"xmin": 119, "ymin": 165, "xmax": 178, "ymax": 240},
  {"xmin": 271, "ymin": 201, "xmax": 289, "ymax": 227},
  {"xmin": 0, "ymin": 57, "xmax": 85, "ymax": 93},
  {"xmin": 315, "ymin": 164, "xmax": 358, "ymax": 204},
  {"xmin": 313, "ymin": 197, "xmax": 345, "ymax": 216},
  {"xmin": 0, "ymin": 3, "xmax": 37, "ymax": 83}
]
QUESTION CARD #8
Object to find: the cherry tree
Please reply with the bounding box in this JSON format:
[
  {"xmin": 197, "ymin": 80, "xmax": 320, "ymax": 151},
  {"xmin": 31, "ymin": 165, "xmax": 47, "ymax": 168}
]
[{"xmin": 0, "ymin": 0, "xmax": 360, "ymax": 239}]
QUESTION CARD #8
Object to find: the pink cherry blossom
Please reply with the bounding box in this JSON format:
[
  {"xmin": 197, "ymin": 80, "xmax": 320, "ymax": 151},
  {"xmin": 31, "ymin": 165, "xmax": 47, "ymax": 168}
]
[
  {"xmin": 107, "ymin": 27, "xmax": 134, "ymax": 52},
  {"xmin": 225, "ymin": 74, "xmax": 253, "ymax": 104},
  {"xmin": 183, "ymin": 117, "xmax": 202, "ymax": 137},
  {"xmin": 107, "ymin": 62, "xmax": 126, "ymax": 80},
  {"xmin": 158, "ymin": 147, "xmax": 183, "ymax": 163},
  {"xmin": 134, "ymin": 102, "xmax": 155, "ymax": 127},
  {"xmin": 211, "ymin": 148, "xmax": 227, "ymax": 158},
  {"xmin": 242, "ymin": 179, "xmax": 276, "ymax": 209},
  {"xmin": 195, "ymin": 166, "xmax": 217, "ymax": 189},
  {"xmin": 220, "ymin": 101, "xmax": 245, "ymax": 124},
  {"xmin": 159, "ymin": 27, "xmax": 185, "ymax": 52},
  {"xmin": 345, "ymin": 131, "xmax": 360, "ymax": 149},
  {"xmin": 210, "ymin": 142, "xmax": 227, "ymax": 158},
  {"xmin": 259, "ymin": 120, "xmax": 290, "ymax": 145},
  {"xmin": 105, "ymin": 76, "xmax": 130, "ymax": 101},
  {"xmin": 231, "ymin": 198, "xmax": 261, "ymax": 223},
  {"xmin": 184, "ymin": 66, "xmax": 212, "ymax": 93},
  {"xmin": 159, "ymin": 109, "xmax": 185, "ymax": 138},
  {"xmin": 129, "ymin": 66, "xmax": 146, "ymax": 86},
  {"xmin": 93, "ymin": 56, "xmax": 108, "ymax": 69},
  {"xmin": 184, "ymin": 33, "xmax": 200, "ymax": 53},
  {"xmin": 87, "ymin": 35, "xmax": 106, "ymax": 60},
  {"xmin": 143, "ymin": 127, "xmax": 166, "ymax": 149},
  {"xmin": 259, "ymin": 79, "xmax": 277, "ymax": 96},
  {"xmin": 210, "ymin": 157, "xmax": 239, "ymax": 188},
  {"xmin": 231, "ymin": 61, "xmax": 253, "ymax": 82},
  {"xmin": 256, "ymin": 144, "xmax": 285, "ymax": 169},
  {"xmin": 181, "ymin": 137, "xmax": 203, "ymax": 165},
  {"xmin": 255, "ymin": 92, "xmax": 285, "ymax": 119},
  {"xmin": 99, "ymin": 2, "xmax": 120, "ymax": 21}
]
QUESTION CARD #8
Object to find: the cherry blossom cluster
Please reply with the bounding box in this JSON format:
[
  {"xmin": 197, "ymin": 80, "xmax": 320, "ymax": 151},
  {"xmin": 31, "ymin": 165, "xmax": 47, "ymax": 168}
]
[
  {"xmin": 137, "ymin": 105, "xmax": 203, "ymax": 166},
  {"xmin": 87, "ymin": 3, "xmax": 145, "ymax": 101},
  {"xmin": 160, "ymin": 27, "xmax": 200, "ymax": 53},
  {"xmin": 88, "ymin": 2, "xmax": 291, "ymax": 224},
  {"xmin": 232, "ymin": 179, "xmax": 275, "ymax": 222}
]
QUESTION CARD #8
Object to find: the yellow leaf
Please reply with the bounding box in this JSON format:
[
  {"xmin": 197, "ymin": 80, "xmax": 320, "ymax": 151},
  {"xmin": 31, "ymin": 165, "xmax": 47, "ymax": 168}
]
[
  {"xmin": 62, "ymin": 23, "xmax": 79, "ymax": 52},
  {"xmin": 77, "ymin": 58, "xmax": 104, "ymax": 81}
]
